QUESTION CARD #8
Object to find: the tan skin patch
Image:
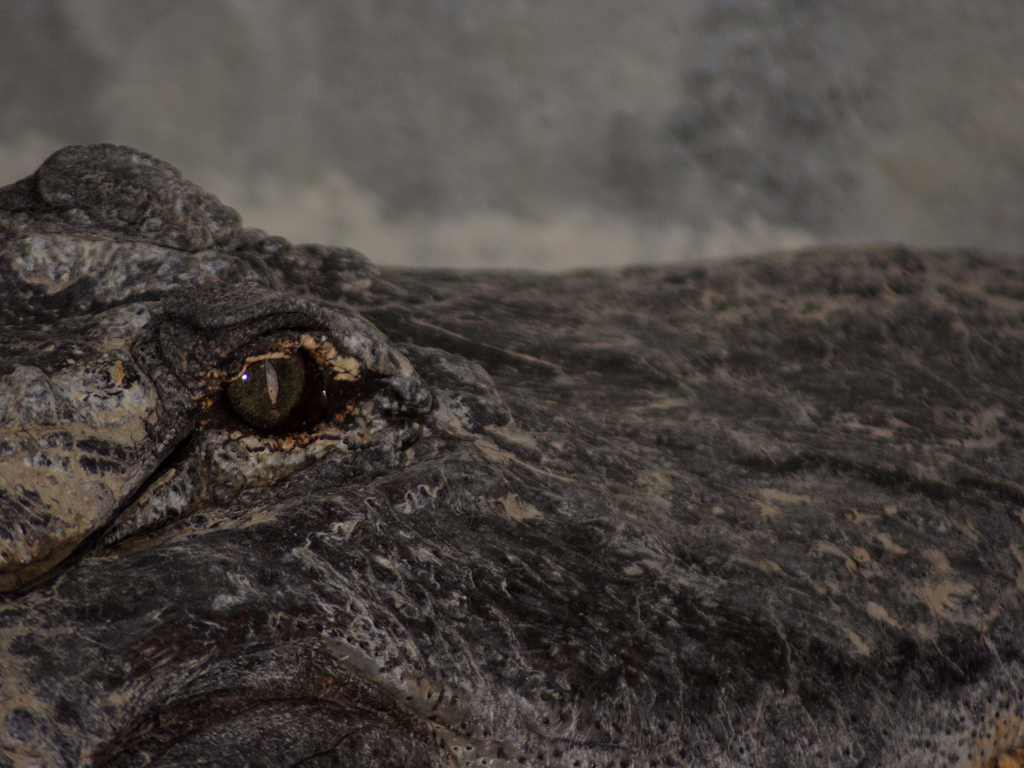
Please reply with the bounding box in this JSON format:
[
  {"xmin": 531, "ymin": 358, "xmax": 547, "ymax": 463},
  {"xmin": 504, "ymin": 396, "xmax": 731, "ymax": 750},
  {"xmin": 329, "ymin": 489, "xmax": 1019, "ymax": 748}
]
[
  {"xmin": 302, "ymin": 333, "xmax": 361, "ymax": 382},
  {"xmin": 974, "ymin": 712, "xmax": 1024, "ymax": 768}
]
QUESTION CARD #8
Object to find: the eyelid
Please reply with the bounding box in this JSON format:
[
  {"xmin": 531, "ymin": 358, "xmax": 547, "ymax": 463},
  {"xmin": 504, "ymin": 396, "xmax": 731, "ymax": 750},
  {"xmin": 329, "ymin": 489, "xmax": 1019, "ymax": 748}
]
[
  {"xmin": 224, "ymin": 347, "xmax": 300, "ymax": 384},
  {"xmin": 221, "ymin": 333, "xmax": 359, "ymax": 385}
]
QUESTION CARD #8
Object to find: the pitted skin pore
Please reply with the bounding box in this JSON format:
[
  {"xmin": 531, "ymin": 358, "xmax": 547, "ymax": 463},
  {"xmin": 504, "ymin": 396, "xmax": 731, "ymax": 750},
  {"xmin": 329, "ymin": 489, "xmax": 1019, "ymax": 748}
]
[{"xmin": 1, "ymin": 144, "xmax": 1024, "ymax": 768}]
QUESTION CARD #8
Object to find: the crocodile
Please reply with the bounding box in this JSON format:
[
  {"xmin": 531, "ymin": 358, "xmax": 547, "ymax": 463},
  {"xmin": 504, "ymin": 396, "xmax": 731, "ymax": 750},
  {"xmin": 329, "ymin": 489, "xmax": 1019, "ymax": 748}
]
[{"xmin": 0, "ymin": 144, "xmax": 1023, "ymax": 767}]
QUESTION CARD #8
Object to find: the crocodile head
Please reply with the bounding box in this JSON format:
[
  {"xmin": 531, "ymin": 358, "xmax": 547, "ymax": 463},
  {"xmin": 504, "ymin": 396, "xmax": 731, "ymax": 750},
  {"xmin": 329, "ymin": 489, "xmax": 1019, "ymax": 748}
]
[{"xmin": 1, "ymin": 144, "xmax": 1023, "ymax": 767}]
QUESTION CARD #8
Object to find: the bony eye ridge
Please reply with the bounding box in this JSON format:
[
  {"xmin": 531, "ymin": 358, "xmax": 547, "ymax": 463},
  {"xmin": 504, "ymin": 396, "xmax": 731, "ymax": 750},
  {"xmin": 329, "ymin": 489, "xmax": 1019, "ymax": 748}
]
[{"xmin": 226, "ymin": 352, "xmax": 327, "ymax": 432}]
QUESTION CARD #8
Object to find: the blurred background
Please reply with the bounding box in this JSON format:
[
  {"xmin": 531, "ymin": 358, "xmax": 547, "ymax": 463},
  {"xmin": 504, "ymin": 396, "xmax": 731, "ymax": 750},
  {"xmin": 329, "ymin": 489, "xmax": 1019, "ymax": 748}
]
[{"xmin": 1, "ymin": 1, "xmax": 1022, "ymax": 269}]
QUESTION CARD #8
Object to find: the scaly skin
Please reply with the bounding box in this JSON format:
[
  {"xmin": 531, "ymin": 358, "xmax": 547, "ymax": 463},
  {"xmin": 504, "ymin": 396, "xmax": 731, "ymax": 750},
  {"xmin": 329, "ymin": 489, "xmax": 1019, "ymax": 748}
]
[{"xmin": 1, "ymin": 144, "xmax": 1023, "ymax": 767}]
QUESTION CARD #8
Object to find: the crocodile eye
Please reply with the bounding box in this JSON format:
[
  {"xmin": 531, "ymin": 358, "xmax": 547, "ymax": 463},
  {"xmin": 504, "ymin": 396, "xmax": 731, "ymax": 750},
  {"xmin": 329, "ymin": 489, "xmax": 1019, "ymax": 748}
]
[{"xmin": 226, "ymin": 354, "xmax": 325, "ymax": 431}]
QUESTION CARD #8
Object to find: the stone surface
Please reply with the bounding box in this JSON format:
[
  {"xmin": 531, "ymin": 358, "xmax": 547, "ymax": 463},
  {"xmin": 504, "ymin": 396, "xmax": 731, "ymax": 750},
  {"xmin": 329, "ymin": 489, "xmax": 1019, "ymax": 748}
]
[
  {"xmin": 1, "ymin": 144, "xmax": 1023, "ymax": 767},
  {"xmin": 3, "ymin": 2, "xmax": 1024, "ymax": 267}
]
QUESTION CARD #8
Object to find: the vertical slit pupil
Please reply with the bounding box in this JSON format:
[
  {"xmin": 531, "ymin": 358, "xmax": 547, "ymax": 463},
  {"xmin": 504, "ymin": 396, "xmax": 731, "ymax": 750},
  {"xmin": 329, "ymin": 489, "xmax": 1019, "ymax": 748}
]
[{"xmin": 264, "ymin": 358, "xmax": 280, "ymax": 406}]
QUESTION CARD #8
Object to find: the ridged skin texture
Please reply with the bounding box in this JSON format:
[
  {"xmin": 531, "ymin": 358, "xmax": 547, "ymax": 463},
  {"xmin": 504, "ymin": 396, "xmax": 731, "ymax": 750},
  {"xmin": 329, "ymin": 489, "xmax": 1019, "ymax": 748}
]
[{"xmin": 1, "ymin": 145, "xmax": 1023, "ymax": 767}]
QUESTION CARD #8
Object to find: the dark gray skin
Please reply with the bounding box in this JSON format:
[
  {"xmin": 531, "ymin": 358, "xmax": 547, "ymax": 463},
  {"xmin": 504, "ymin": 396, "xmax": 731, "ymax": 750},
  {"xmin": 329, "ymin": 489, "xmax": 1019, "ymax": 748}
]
[{"xmin": 0, "ymin": 145, "xmax": 1023, "ymax": 767}]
